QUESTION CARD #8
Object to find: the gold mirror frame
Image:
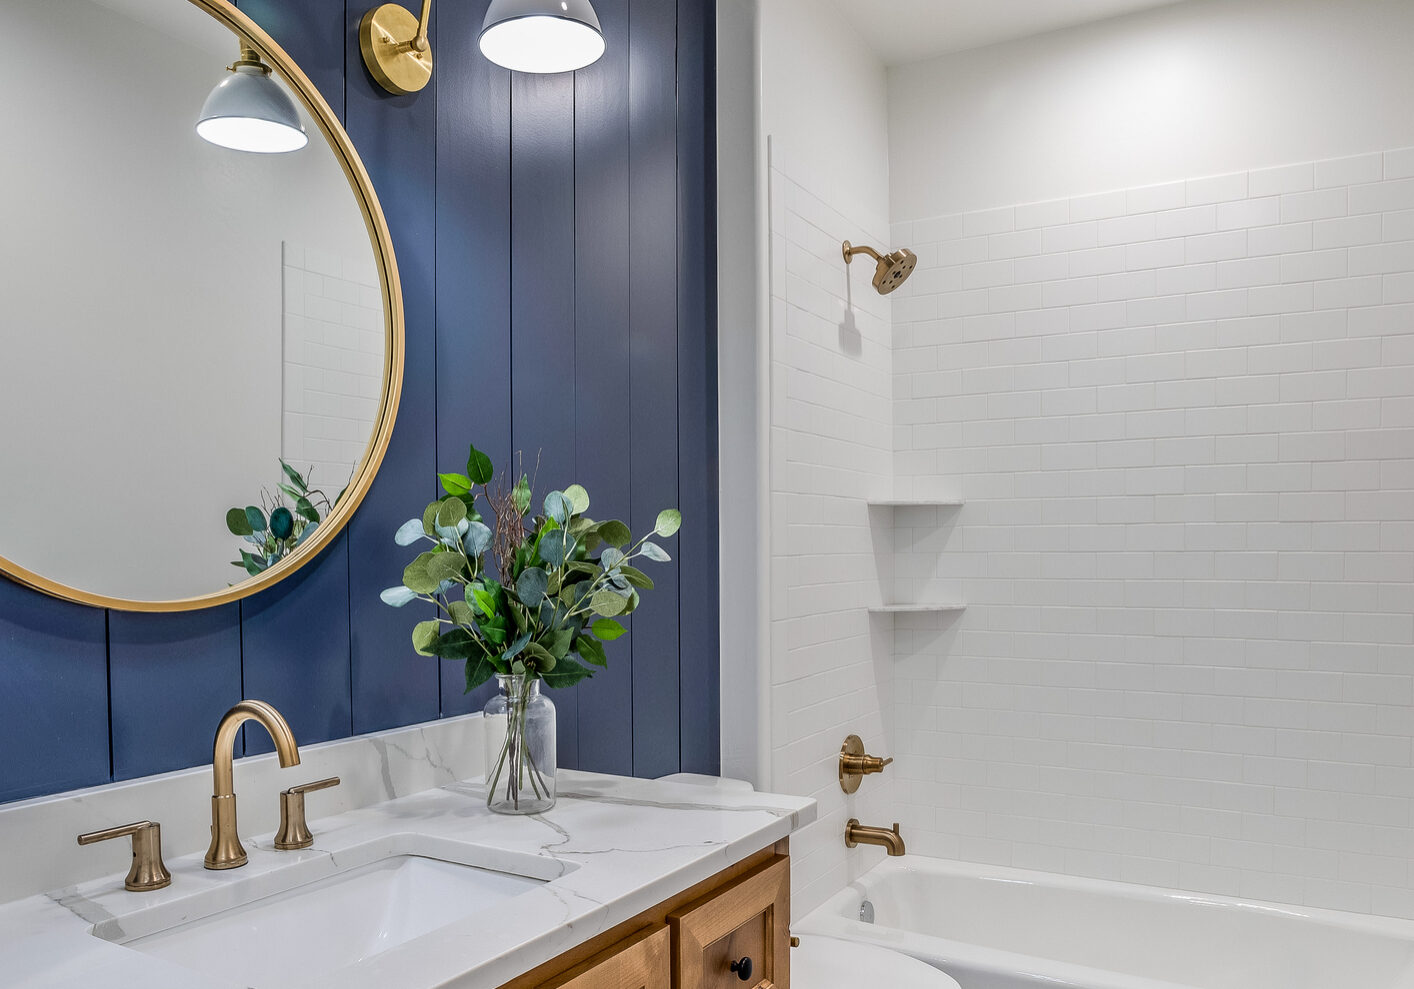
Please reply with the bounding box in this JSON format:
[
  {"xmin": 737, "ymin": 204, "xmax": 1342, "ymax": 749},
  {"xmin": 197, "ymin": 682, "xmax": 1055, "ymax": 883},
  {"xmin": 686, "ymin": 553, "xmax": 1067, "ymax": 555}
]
[{"xmin": 0, "ymin": 0, "xmax": 404, "ymax": 613}]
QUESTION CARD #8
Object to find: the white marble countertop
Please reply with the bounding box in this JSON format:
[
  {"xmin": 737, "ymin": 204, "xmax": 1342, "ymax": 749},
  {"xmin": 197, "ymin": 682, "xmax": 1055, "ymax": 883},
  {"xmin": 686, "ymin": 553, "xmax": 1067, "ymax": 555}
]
[{"xmin": 0, "ymin": 771, "xmax": 815, "ymax": 989}]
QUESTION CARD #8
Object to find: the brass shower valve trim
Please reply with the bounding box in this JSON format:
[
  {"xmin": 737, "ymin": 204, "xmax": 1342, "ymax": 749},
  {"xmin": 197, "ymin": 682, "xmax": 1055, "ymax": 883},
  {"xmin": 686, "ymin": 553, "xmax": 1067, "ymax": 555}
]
[{"xmin": 839, "ymin": 733, "xmax": 893, "ymax": 793}]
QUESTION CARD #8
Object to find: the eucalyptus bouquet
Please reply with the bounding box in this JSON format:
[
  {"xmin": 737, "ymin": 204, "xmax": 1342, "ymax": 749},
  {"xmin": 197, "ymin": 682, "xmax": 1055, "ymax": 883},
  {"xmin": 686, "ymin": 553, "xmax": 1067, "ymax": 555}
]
[
  {"xmin": 226, "ymin": 460, "xmax": 343, "ymax": 576},
  {"xmin": 381, "ymin": 441, "xmax": 680, "ymax": 809}
]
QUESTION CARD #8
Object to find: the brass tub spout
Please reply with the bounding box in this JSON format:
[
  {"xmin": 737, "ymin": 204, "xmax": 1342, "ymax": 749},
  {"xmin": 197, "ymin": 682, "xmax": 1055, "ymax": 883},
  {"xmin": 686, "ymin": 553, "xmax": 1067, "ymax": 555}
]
[{"xmin": 845, "ymin": 819, "xmax": 906, "ymax": 856}]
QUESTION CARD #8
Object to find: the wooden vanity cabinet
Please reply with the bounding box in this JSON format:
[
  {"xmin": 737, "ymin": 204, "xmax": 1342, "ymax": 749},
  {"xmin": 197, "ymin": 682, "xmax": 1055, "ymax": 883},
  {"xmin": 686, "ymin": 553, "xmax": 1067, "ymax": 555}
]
[{"xmin": 499, "ymin": 842, "xmax": 790, "ymax": 989}]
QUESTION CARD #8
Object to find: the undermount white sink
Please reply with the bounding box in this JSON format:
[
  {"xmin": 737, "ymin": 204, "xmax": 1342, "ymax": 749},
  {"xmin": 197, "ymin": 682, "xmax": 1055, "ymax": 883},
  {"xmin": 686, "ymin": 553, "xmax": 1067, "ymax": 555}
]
[{"xmin": 92, "ymin": 835, "xmax": 559, "ymax": 988}]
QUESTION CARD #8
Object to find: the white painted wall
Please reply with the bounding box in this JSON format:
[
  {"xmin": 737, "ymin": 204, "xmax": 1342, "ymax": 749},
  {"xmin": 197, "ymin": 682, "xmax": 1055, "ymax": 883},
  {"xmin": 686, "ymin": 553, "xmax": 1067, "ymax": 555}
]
[
  {"xmin": 888, "ymin": 0, "xmax": 1414, "ymax": 219},
  {"xmin": 0, "ymin": 0, "xmax": 373, "ymax": 600}
]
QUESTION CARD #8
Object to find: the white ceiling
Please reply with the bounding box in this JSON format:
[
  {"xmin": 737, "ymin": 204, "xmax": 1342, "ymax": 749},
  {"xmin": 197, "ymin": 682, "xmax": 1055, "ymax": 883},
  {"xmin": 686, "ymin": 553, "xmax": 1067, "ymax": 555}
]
[{"xmin": 828, "ymin": 0, "xmax": 1190, "ymax": 66}]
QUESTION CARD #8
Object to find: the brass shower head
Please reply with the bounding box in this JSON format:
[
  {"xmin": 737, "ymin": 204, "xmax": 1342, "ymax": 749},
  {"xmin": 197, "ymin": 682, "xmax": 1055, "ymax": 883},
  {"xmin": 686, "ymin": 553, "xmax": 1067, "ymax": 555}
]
[{"xmin": 842, "ymin": 240, "xmax": 917, "ymax": 295}]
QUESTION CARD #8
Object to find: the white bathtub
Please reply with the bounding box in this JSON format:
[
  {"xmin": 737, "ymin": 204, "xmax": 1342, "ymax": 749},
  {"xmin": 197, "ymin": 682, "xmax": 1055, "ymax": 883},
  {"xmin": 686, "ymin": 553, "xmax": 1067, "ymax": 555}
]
[{"xmin": 797, "ymin": 857, "xmax": 1414, "ymax": 989}]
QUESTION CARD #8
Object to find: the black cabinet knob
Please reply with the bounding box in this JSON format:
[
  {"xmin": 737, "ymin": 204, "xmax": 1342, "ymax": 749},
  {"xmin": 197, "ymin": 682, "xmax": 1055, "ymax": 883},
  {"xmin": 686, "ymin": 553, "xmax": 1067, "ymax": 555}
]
[{"xmin": 729, "ymin": 956, "xmax": 754, "ymax": 982}]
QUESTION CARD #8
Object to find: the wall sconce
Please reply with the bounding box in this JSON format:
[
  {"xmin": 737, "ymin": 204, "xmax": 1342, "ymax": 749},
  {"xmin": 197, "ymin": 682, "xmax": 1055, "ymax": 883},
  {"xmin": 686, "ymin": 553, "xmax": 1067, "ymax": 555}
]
[
  {"xmin": 360, "ymin": 0, "xmax": 434, "ymax": 95},
  {"xmin": 196, "ymin": 43, "xmax": 308, "ymax": 154},
  {"xmin": 359, "ymin": 0, "xmax": 606, "ymax": 94}
]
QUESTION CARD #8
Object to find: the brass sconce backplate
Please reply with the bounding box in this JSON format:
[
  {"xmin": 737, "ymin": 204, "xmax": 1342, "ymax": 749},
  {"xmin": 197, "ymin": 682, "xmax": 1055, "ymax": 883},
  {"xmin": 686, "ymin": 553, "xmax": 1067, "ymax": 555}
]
[{"xmin": 360, "ymin": 2, "xmax": 433, "ymax": 94}]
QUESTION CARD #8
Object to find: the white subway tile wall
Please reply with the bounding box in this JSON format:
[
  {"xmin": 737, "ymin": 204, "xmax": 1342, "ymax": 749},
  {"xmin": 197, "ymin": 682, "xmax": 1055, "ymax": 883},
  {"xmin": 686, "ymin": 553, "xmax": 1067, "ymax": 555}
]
[
  {"xmin": 769, "ymin": 160, "xmax": 898, "ymax": 917},
  {"xmin": 891, "ymin": 148, "xmax": 1414, "ymax": 917},
  {"xmin": 282, "ymin": 242, "xmax": 384, "ymax": 496}
]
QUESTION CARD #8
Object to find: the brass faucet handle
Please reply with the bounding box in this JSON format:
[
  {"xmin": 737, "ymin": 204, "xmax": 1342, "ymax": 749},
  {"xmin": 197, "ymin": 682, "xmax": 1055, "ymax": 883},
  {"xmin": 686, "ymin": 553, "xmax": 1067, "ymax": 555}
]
[
  {"xmin": 274, "ymin": 776, "xmax": 340, "ymax": 850},
  {"xmin": 77, "ymin": 821, "xmax": 172, "ymax": 892}
]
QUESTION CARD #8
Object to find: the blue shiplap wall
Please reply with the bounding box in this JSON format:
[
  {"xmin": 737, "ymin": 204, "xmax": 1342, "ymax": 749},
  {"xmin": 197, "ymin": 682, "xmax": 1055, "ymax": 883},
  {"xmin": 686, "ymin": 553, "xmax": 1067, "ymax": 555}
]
[{"xmin": 0, "ymin": 0, "xmax": 719, "ymax": 802}]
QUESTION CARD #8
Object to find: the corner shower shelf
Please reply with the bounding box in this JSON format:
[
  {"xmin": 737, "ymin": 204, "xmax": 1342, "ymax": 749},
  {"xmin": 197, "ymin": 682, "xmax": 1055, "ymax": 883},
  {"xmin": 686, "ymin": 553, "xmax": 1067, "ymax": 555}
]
[{"xmin": 868, "ymin": 602, "xmax": 966, "ymax": 614}]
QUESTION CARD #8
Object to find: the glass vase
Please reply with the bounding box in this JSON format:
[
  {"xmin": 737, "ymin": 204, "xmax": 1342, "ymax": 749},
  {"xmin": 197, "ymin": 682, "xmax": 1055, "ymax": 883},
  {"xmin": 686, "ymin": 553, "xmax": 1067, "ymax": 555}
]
[{"xmin": 483, "ymin": 673, "xmax": 556, "ymax": 814}]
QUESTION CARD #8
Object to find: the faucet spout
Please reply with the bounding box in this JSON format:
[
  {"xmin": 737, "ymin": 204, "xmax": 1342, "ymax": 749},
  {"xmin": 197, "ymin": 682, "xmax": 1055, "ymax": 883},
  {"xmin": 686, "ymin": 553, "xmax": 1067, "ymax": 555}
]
[
  {"xmin": 845, "ymin": 818, "xmax": 906, "ymax": 856},
  {"xmin": 205, "ymin": 699, "xmax": 300, "ymax": 870}
]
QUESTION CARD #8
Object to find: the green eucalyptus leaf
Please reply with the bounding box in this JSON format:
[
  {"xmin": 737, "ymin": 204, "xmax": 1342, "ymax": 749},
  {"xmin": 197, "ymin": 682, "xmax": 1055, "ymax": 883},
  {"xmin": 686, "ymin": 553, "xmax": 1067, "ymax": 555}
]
[
  {"xmin": 541, "ymin": 657, "xmax": 592, "ymax": 689},
  {"xmin": 439, "ymin": 473, "xmax": 473, "ymax": 496},
  {"xmin": 402, "ymin": 553, "xmax": 440, "ymax": 594},
  {"xmin": 516, "ymin": 567, "xmax": 549, "ymax": 606},
  {"xmin": 435, "ymin": 498, "xmax": 468, "ymax": 530},
  {"xmin": 639, "ymin": 542, "xmax": 671, "ymax": 563},
  {"xmin": 576, "ymin": 635, "xmax": 608, "ymax": 667},
  {"xmin": 395, "ymin": 518, "xmax": 425, "ymax": 546},
  {"xmin": 538, "ymin": 530, "xmax": 575, "ymax": 568},
  {"xmin": 380, "ymin": 585, "xmax": 418, "ymax": 607},
  {"xmin": 619, "ymin": 564, "xmax": 654, "ymax": 590},
  {"xmin": 522, "ymin": 641, "xmax": 555, "ymax": 670},
  {"xmin": 227, "ymin": 508, "xmax": 254, "ymax": 536},
  {"xmin": 463, "ymin": 521, "xmax": 493, "ymax": 558},
  {"xmin": 590, "ymin": 590, "xmax": 628, "ymax": 617},
  {"xmin": 426, "ymin": 552, "xmax": 466, "ymax": 586},
  {"xmin": 448, "ymin": 600, "xmax": 476, "ymax": 626},
  {"xmin": 270, "ymin": 507, "xmax": 295, "ymax": 540},
  {"xmin": 511, "ymin": 659, "xmax": 527, "ymax": 676},
  {"xmin": 543, "ymin": 491, "xmax": 571, "ymax": 526},
  {"xmin": 245, "ymin": 506, "xmax": 268, "ymax": 533},
  {"xmin": 412, "ymin": 620, "xmax": 441, "ymax": 657},
  {"xmin": 277, "ymin": 482, "xmax": 303, "ymax": 503},
  {"xmin": 592, "ymin": 619, "xmax": 627, "ymax": 641},
  {"xmin": 422, "ymin": 501, "xmax": 442, "ymax": 537},
  {"xmin": 598, "ymin": 520, "xmax": 631, "ymax": 549},
  {"xmin": 503, "ymin": 632, "xmax": 531, "ymax": 662},
  {"xmin": 563, "ymin": 484, "xmax": 590, "ymax": 515},
  {"xmin": 466, "ymin": 443, "xmax": 494, "ymax": 485},
  {"xmin": 600, "ymin": 547, "xmax": 625, "ymax": 571},
  {"xmin": 654, "ymin": 508, "xmax": 682, "ymax": 537},
  {"xmin": 238, "ymin": 550, "xmax": 266, "ymax": 575}
]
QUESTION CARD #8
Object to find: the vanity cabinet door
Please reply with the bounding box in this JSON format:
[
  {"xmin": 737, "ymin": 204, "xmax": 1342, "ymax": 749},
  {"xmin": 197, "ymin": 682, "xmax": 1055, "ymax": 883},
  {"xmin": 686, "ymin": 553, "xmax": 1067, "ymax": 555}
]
[
  {"xmin": 669, "ymin": 857, "xmax": 791, "ymax": 989},
  {"xmin": 539, "ymin": 925, "xmax": 672, "ymax": 989}
]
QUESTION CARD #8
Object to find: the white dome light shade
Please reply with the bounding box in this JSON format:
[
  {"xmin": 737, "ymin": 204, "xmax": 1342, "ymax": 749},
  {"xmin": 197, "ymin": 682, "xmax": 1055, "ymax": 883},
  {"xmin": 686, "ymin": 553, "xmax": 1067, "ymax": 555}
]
[
  {"xmin": 479, "ymin": 0, "xmax": 605, "ymax": 74},
  {"xmin": 197, "ymin": 64, "xmax": 308, "ymax": 154}
]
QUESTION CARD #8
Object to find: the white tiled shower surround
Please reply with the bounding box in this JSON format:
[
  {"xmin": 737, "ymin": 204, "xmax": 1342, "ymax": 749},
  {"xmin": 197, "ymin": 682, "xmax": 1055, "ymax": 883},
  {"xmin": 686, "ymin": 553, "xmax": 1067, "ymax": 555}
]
[
  {"xmin": 890, "ymin": 148, "xmax": 1414, "ymax": 917},
  {"xmin": 767, "ymin": 151, "xmax": 898, "ymax": 917},
  {"xmin": 282, "ymin": 241, "xmax": 384, "ymax": 493}
]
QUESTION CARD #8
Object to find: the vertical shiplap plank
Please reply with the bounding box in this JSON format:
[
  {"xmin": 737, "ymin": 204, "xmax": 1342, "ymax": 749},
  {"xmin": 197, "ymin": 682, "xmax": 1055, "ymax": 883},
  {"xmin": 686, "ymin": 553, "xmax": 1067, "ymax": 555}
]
[
  {"xmin": 675, "ymin": 0, "xmax": 720, "ymax": 774},
  {"xmin": 573, "ymin": 0, "xmax": 634, "ymax": 776},
  {"xmin": 511, "ymin": 71, "xmax": 579, "ymax": 767},
  {"xmin": 108, "ymin": 607, "xmax": 243, "ymax": 779},
  {"xmin": 235, "ymin": 0, "xmax": 352, "ymax": 757},
  {"xmin": 628, "ymin": 0, "xmax": 682, "ymax": 778},
  {"xmin": 0, "ymin": 582, "xmax": 108, "ymax": 801},
  {"xmin": 240, "ymin": 534, "xmax": 352, "ymax": 754},
  {"xmin": 235, "ymin": 0, "xmax": 345, "ymax": 121},
  {"xmin": 344, "ymin": 4, "xmax": 441, "ymax": 733},
  {"xmin": 435, "ymin": 0, "xmax": 512, "ymax": 718}
]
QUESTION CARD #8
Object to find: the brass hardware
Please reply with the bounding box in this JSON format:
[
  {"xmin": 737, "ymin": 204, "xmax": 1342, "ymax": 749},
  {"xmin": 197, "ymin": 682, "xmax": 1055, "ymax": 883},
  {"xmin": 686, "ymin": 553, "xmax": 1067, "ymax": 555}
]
[
  {"xmin": 0, "ymin": 0, "xmax": 405, "ymax": 614},
  {"xmin": 844, "ymin": 819, "xmax": 906, "ymax": 856},
  {"xmin": 360, "ymin": 1, "xmax": 435, "ymax": 94},
  {"xmin": 789, "ymin": 936, "xmax": 800, "ymax": 948},
  {"xmin": 842, "ymin": 239, "xmax": 917, "ymax": 295},
  {"xmin": 205, "ymin": 700, "xmax": 301, "ymax": 870},
  {"xmin": 275, "ymin": 776, "xmax": 341, "ymax": 850},
  {"xmin": 77, "ymin": 821, "xmax": 172, "ymax": 892},
  {"xmin": 839, "ymin": 734, "xmax": 893, "ymax": 794}
]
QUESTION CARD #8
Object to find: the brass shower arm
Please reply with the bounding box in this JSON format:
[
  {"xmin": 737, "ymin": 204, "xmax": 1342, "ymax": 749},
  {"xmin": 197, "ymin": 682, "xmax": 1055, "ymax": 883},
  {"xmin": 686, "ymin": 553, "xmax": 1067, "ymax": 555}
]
[{"xmin": 842, "ymin": 240, "xmax": 883, "ymax": 264}]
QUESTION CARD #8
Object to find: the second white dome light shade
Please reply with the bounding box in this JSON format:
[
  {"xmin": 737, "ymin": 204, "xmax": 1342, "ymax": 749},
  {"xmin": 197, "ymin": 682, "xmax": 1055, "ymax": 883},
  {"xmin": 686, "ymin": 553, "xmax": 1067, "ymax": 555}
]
[{"xmin": 479, "ymin": 0, "xmax": 605, "ymax": 73}]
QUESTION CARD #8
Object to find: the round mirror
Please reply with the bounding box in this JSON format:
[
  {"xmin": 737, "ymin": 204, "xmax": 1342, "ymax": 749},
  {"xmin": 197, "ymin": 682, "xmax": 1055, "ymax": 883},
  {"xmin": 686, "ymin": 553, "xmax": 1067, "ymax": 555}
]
[{"xmin": 0, "ymin": 0, "xmax": 403, "ymax": 609}]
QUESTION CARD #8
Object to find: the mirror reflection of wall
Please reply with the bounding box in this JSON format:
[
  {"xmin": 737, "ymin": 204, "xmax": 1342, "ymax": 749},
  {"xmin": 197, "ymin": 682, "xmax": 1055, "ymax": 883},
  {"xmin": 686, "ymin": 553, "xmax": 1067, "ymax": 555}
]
[{"xmin": 0, "ymin": 0, "xmax": 382, "ymax": 602}]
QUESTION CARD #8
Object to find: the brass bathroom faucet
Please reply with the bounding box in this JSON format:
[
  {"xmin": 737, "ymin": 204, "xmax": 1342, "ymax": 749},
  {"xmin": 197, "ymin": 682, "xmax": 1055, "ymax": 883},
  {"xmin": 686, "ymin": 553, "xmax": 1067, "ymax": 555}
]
[
  {"xmin": 845, "ymin": 819, "xmax": 906, "ymax": 856},
  {"xmin": 205, "ymin": 700, "xmax": 301, "ymax": 870}
]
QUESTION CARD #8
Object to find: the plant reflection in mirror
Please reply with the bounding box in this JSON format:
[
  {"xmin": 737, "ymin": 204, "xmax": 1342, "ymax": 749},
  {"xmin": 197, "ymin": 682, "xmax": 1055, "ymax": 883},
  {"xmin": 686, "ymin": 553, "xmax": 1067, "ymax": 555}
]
[
  {"xmin": 225, "ymin": 460, "xmax": 346, "ymax": 577},
  {"xmin": 381, "ymin": 441, "xmax": 681, "ymax": 811}
]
